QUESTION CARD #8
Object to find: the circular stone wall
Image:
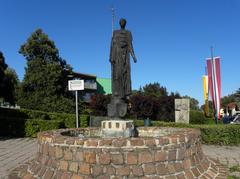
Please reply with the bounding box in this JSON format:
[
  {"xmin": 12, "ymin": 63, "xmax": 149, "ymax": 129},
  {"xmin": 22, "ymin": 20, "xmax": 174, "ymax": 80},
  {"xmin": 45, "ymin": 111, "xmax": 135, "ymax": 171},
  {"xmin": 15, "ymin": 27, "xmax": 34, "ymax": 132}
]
[{"xmin": 10, "ymin": 127, "xmax": 228, "ymax": 179}]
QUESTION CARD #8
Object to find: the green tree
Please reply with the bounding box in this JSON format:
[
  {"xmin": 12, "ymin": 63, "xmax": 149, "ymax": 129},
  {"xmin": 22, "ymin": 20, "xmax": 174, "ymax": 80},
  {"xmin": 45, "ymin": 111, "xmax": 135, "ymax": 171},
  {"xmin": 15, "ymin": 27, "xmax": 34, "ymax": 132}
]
[
  {"xmin": 182, "ymin": 95, "xmax": 200, "ymax": 110},
  {"xmin": 142, "ymin": 82, "xmax": 168, "ymax": 97},
  {"xmin": 18, "ymin": 29, "xmax": 74, "ymax": 113},
  {"xmin": 234, "ymin": 88, "xmax": 240, "ymax": 105},
  {"xmin": 0, "ymin": 51, "xmax": 8, "ymax": 98},
  {"xmin": 0, "ymin": 52, "xmax": 19, "ymax": 105},
  {"xmin": 3, "ymin": 68, "xmax": 19, "ymax": 104},
  {"xmin": 221, "ymin": 94, "xmax": 236, "ymax": 108}
]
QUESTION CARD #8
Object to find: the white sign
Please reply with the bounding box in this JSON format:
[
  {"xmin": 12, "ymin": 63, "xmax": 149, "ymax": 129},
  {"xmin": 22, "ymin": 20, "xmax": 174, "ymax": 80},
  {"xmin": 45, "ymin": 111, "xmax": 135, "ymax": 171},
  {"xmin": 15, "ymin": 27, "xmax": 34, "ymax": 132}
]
[{"xmin": 68, "ymin": 80, "xmax": 84, "ymax": 91}]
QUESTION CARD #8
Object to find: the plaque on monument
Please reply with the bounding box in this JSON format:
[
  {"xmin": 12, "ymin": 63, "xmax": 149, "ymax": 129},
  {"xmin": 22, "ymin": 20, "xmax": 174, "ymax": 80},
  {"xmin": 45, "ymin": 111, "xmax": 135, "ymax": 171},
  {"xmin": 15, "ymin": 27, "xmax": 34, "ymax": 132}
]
[{"xmin": 175, "ymin": 98, "xmax": 190, "ymax": 124}]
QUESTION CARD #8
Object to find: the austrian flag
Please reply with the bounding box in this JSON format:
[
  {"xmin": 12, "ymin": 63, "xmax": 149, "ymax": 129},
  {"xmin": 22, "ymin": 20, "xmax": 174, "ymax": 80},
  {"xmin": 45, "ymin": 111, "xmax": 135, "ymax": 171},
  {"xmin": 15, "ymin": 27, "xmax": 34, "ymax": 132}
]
[{"xmin": 207, "ymin": 57, "xmax": 221, "ymax": 119}]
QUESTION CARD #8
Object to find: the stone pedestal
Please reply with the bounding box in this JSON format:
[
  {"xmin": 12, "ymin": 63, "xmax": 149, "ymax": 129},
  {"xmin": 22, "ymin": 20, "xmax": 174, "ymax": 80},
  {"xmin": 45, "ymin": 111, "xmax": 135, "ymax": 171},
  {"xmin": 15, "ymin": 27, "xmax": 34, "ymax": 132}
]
[
  {"xmin": 101, "ymin": 120, "xmax": 134, "ymax": 137},
  {"xmin": 107, "ymin": 97, "xmax": 127, "ymax": 118}
]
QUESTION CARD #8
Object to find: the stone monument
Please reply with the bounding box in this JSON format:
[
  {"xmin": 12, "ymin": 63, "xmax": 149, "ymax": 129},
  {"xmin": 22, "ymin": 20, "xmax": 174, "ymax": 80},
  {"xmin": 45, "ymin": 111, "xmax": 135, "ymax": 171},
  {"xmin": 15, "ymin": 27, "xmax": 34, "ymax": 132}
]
[
  {"xmin": 175, "ymin": 98, "xmax": 190, "ymax": 123},
  {"xmin": 102, "ymin": 18, "xmax": 137, "ymax": 137}
]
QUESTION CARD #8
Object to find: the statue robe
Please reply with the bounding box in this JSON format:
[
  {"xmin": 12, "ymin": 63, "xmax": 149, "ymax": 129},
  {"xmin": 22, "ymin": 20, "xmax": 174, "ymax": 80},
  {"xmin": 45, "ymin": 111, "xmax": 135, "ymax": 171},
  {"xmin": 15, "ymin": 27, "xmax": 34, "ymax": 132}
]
[{"xmin": 110, "ymin": 29, "xmax": 135, "ymax": 99}]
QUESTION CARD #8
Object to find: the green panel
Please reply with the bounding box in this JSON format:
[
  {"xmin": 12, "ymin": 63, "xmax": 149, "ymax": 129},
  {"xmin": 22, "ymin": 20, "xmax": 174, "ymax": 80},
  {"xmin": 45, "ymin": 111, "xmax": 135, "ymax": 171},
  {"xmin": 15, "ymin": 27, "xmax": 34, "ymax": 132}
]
[{"xmin": 96, "ymin": 78, "xmax": 112, "ymax": 94}]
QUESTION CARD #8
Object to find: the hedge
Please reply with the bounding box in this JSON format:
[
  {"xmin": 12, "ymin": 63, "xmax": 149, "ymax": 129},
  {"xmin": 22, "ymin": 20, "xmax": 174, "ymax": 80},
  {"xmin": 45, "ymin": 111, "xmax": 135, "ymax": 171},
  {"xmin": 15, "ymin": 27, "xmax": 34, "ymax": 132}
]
[
  {"xmin": 0, "ymin": 107, "xmax": 75, "ymax": 121},
  {"xmin": 1, "ymin": 108, "xmax": 240, "ymax": 145},
  {"xmin": 0, "ymin": 108, "xmax": 90, "ymax": 137},
  {"xmin": 25, "ymin": 119, "xmax": 64, "ymax": 137},
  {"xmin": 190, "ymin": 110, "xmax": 214, "ymax": 124},
  {"xmin": 134, "ymin": 120, "xmax": 240, "ymax": 145}
]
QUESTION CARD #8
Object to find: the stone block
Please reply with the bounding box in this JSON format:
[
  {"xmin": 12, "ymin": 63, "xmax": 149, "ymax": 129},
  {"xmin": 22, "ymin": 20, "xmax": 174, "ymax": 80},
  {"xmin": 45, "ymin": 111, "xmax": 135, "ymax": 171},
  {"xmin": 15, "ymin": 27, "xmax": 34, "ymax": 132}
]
[
  {"xmin": 131, "ymin": 166, "xmax": 143, "ymax": 176},
  {"xmin": 111, "ymin": 154, "xmax": 124, "ymax": 164},
  {"xmin": 92, "ymin": 165, "xmax": 103, "ymax": 177},
  {"xmin": 99, "ymin": 153, "xmax": 111, "ymax": 165},
  {"xmin": 127, "ymin": 152, "xmax": 138, "ymax": 165},
  {"xmin": 99, "ymin": 139, "xmax": 113, "ymax": 146},
  {"xmin": 64, "ymin": 150, "xmax": 73, "ymax": 161},
  {"xmin": 116, "ymin": 166, "xmax": 130, "ymax": 176},
  {"xmin": 139, "ymin": 152, "xmax": 152, "ymax": 164},
  {"xmin": 105, "ymin": 166, "xmax": 115, "ymax": 175},
  {"xmin": 74, "ymin": 151, "xmax": 83, "ymax": 162},
  {"xmin": 79, "ymin": 163, "xmax": 90, "ymax": 175},
  {"xmin": 143, "ymin": 163, "xmax": 156, "ymax": 175},
  {"xmin": 168, "ymin": 150, "xmax": 176, "ymax": 161},
  {"xmin": 154, "ymin": 151, "xmax": 166, "ymax": 162},
  {"xmin": 69, "ymin": 162, "xmax": 78, "ymax": 173},
  {"xmin": 59, "ymin": 161, "xmax": 68, "ymax": 171},
  {"xmin": 71, "ymin": 174, "xmax": 84, "ymax": 179},
  {"xmin": 84, "ymin": 151, "xmax": 96, "ymax": 164},
  {"xmin": 43, "ymin": 169, "xmax": 54, "ymax": 179},
  {"xmin": 156, "ymin": 164, "xmax": 168, "ymax": 175},
  {"xmin": 130, "ymin": 139, "xmax": 144, "ymax": 146},
  {"xmin": 112, "ymin": 138, "xmax": 127, "ymax": 147}
]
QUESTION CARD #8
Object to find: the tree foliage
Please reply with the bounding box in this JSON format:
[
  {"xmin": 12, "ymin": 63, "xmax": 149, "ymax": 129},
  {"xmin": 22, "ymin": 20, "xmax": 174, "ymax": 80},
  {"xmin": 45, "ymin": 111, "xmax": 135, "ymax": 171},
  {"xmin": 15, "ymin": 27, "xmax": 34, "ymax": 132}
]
[
  {"xmin": 182, "ymin": 95, "xmax": 200, "ymax": 110},
  {"xmin": 0, "ymin": 51, "xmax": 19, "ymax": 104},
  {"xmin": 17, "ymin": 29, "xmax": 74, "ymax": 113},
  {"xmin": 0, "ymin": 51, "xmax": 8, "ymax": 97},
  {"xmin": 89, "ymin": 94, "xmax": 111, "ymax": 116},
  {"xmin": 142, "ymin": 82, "xmax": 168, "ymax": 97}
]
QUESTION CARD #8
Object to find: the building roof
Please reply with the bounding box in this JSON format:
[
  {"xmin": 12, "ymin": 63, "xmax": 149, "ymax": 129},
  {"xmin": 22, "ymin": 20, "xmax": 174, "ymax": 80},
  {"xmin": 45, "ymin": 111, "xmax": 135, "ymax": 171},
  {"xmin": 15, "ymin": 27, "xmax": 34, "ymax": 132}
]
[
  {"xmin": 227, "ymin": 102, "xmax": 238, "ymax": 109},
  {"xmin": 72, "ymin": 72, "xmax": 96, "ymax": 80}
]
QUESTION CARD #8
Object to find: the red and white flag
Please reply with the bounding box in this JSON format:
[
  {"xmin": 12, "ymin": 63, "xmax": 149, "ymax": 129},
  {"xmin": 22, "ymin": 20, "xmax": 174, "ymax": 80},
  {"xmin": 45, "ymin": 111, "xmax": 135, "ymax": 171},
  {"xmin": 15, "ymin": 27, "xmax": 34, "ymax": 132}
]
[{"xmin": 207, "ymin": 57, "xmax": 221, "ymax": 119}]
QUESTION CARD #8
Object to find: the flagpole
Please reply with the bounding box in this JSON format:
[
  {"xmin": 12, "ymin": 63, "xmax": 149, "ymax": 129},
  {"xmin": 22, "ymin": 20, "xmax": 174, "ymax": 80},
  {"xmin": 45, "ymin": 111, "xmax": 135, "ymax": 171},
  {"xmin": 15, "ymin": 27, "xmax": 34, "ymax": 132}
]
[
  {"xmin": 110, "ymin": 6, "xmax": 115, "ymax": 36},
  {"xmin": 211, "ymin": 46, "xmax": 218, "ymax": 124}
]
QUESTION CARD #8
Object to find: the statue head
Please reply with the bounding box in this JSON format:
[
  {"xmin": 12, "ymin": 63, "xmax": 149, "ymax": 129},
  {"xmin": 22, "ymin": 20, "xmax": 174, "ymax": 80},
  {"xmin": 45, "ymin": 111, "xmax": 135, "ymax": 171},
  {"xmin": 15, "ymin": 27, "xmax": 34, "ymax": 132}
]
[{"xmin": 119, "ymin": 18, "xmax": 127, "ymax": 29}]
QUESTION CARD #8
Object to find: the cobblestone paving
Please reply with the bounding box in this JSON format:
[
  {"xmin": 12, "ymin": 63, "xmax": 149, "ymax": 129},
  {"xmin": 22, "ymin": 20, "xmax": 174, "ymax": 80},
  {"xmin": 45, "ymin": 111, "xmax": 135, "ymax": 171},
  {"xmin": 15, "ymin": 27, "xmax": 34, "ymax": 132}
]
[
  {"xmin": 0, "ymin": 137, "xmax": 239, "ymax": 178},
  {"xmin": 0, "ymin": 138, "xmax": 37, "ymax": 179},
  {"xmin": 202, "ymin": 144, "xmax": 240, "ymax": 167}
]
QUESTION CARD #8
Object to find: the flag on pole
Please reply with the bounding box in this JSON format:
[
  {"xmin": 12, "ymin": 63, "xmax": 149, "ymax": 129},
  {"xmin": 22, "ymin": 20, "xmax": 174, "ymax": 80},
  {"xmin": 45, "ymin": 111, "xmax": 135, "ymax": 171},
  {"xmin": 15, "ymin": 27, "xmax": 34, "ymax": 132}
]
[
  {"xmin": 206, "ymin": 57, "xmax": 221, "ymax": 119},
  {"xmin": 202, "ymin": 75, "xmax": 209, "ymax": 115}
]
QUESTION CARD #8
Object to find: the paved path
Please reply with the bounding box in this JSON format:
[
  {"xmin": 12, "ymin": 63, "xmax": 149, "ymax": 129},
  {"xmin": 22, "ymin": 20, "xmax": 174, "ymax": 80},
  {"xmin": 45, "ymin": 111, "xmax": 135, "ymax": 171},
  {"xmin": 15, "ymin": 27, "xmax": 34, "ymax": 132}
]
[
  {"xmin": 202, "ymin": 145, "xmax": 240, "ymax": 167},
  {"xmin": 0, "ymin": 138, "xmax": 37, "ymax": 179},
  {"xmin": 0, "ymin": 137, "xmax": 239, "ymax": 178}
]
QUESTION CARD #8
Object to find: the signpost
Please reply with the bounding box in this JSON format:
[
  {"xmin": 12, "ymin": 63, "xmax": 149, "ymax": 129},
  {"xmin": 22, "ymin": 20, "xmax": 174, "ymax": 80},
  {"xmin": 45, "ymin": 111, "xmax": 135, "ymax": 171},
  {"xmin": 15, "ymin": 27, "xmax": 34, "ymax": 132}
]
[{"xmin": 68, "ymin": 80, "xmax": 84, "ymax": 128}]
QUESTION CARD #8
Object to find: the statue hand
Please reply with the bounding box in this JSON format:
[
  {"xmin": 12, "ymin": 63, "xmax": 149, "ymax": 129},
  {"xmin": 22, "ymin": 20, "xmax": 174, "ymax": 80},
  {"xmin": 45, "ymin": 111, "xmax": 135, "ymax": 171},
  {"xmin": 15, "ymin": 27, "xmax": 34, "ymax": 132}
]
[{"xmin": 134, "ymin": 58, "xmax": 137, "ymax": 63}]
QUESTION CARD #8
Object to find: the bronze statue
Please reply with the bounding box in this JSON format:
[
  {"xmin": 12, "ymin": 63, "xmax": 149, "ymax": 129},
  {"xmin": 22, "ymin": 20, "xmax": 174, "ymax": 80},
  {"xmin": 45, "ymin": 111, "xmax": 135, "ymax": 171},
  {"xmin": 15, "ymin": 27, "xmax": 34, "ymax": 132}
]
[
  {"xmin": 110, "ymin": 18, "xmax": 137, "ymax": 99},
  {"xmin": 108, "ymin": 18, "xmax": 137, "ymax": 118}
]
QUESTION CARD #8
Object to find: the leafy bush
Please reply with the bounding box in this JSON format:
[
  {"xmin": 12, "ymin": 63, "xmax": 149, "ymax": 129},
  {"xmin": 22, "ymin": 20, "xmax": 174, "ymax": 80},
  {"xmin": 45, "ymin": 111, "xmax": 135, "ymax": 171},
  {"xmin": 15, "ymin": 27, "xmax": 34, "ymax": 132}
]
[
  {"xmin": 190, "ymin": 110, "xmax": 214, "ymax": 124},
  {"xmin": 89, "ymin": 94, "xmax": 110, "ymax": 116},
  {"xmin": 129, "ymin": 94, "xmax": 175, "ymax": 121},
  {"xmin": 80, "ymin": 115, "xmax": 89, "ymax": 127},
  {"xmin": 0, "ymin": 107, "xmax": 28, "ymax": 119},
  {"xmin": 0, "ymin": 116, "xmax": 26, "ymax": 137},
  {"xmin": 134, "ymin": 119, "xmax": 240, "ymax": 145},
  {"xmin": 199, "ymin": 125, "xmax": 240, "ymax": 145},
  {"xmin": 25, "ymin": 119, "xmax": 64, "ymax": 137},
  {"xmin": 0, "ymin": 108, "xmax": 90, "ymax": 137},
  {"xmin": 130, "ymin": 95, "xmax": 160, "ymax": 120}
]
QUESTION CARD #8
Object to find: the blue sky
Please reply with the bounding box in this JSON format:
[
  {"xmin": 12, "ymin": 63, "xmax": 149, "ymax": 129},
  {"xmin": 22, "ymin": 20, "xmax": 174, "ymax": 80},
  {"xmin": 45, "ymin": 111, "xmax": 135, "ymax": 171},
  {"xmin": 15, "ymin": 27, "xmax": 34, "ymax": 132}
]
[{"xmin": 0, "ymin": 0, "xmax": 240, "ymax": 105}]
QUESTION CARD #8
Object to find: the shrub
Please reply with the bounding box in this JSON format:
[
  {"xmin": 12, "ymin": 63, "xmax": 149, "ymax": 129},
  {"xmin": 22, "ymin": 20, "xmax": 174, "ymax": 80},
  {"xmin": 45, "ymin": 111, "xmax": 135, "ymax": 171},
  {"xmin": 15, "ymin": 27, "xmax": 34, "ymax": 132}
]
[
  {"xmin": 190, "ymin": 110, "xmax": 214, "ymax": 124},
  {"xmin": 129, "ymin": 94, "xmax": 175, "ymax": 121},
  {"xmin": 89, "ymin": 94, "xmax": 110, "ymax": 116},
  {"xmin": 130, "ymin": 94, "xmax": 160, "ymax": 120},
  {"xmin": 199, "ymin": 125, "xmax": 240, "ymax": 145},
  {"xmin": 25, "ymin": 119, "xmax": 64, "ymax": 137},
  {"xmin": 0, "ymin": 107, "xmax": 28, "ymax": 119},
  {"xmin": 134, "ymin": 120, "xmax": 240, "ymax": 145},
  {"xmin": 0, "ymin": 116, "xmax": 26, "ymax": 137},
  {"xmin": 80, "ymin": 115, "xmax": 89, "ymax": 127},
  {"xmin": 0, "ymin": 108, "xmax": 90, "ymax": 137}
]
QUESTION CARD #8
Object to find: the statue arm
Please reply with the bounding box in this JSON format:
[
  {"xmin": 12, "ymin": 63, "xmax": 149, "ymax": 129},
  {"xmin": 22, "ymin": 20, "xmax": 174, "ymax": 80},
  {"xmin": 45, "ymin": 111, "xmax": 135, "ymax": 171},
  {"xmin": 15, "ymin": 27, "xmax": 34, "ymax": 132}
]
[{"xmin": 129, "ymin": 32, "xmax": 137, "ymax": 63}]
